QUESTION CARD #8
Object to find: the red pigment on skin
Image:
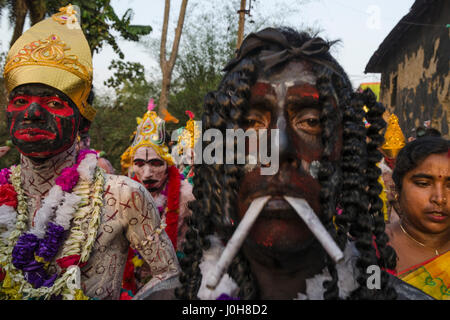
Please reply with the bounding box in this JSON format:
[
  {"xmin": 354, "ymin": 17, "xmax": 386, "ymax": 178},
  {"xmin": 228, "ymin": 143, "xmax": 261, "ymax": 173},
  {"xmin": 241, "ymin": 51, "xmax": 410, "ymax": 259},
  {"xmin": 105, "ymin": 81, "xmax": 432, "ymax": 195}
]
[
  {"xmin": 9, "ymin": 117, "xmax": 16, "ymax": 136},
  {"xmin": 255, "ymin": 222, "xmax": 293, "ymax": 248},
  {"xmin": 260, "ymin": 233, "xmax": 274, "ymax": 247},
  {"xmin": 41, "ymin": 97, "xmax": 73, "ymax": 117},
  {"xmin": 251, "ymin": 83, "xmax": 273, "ymax": 97},
  {"xmin": 55, "ymin": 117, "xmax": 63, "ymax": 137},
  {"xmin": 7, "ymin": 95, "xmax": 74, "ymax": 117},
  {"xmin": 7, "ymin": 96, "xmax": 29, "ymax": 112},
  {"xmin": 286, "ymin": 84, "xmax": 319, "ymax": 100},
  {"xmin": 14, "ymin": 128, "xmax": 56, "ymax": 142}
]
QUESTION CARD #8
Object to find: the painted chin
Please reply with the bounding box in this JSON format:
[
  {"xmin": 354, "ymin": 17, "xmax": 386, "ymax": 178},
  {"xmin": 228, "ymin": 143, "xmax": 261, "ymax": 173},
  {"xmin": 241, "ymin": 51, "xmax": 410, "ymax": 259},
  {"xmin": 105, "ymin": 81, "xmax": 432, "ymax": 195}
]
[
  {"xmin": 249, "ymin": 216, "xmax": 313, "ymax": 252},
  {"xmin": 143, "ymin": 180, "xmax": 160, "ymax": 190},
  {"xmin": 14, "ymin": 128, "xmax": 56, "ymax": 142},
  {"xmin": 245, "ymin": 198, "xmax": 314, "ymax": 251}
]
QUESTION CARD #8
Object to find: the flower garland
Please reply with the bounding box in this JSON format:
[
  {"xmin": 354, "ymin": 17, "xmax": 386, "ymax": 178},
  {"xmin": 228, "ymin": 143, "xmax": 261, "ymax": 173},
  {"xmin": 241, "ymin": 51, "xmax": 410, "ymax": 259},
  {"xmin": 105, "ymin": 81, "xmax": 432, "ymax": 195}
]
[{"xmin": 0, "ymin": 150, "xmax": 105, "ymax": 300}]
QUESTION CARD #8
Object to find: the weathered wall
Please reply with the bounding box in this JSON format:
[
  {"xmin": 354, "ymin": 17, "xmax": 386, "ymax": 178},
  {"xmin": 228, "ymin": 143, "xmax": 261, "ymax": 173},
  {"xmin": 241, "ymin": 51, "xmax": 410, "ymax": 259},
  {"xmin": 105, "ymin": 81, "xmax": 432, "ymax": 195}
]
[{"xmin": 379, "ymin": 0, "xmax": 449, "ymax": 138}]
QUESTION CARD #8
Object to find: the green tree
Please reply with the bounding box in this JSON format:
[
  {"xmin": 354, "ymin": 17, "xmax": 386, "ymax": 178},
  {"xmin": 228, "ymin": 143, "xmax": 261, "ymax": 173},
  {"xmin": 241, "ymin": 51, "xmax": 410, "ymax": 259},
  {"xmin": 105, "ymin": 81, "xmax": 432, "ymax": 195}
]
[
  {"xmin": 163, "ymin": 0, "xmax": 275, "ymax": 131},
  {"xmin": 0, "ymin": 1, "xmax": 152, "ymax": 169},
  {"xmin": 0, "ymin": 0, "xmax": 152, "ymax": 58},
  {"xmin": 0, "ymin": 49, "xmax": 20, "ymax": 169},
  {"xmin": 88, "ymin": 60, "xmax": 160, "ymax": 171}
]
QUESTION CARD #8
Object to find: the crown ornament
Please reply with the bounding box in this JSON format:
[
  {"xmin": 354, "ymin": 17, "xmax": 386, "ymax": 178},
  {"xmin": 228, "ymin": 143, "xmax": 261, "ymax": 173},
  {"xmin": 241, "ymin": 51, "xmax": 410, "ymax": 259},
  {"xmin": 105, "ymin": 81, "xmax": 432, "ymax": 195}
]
[
  {"xmin": 4, "ymin": 34, "xmax": 90, "ymax": 82},
  {"xmin": 381, "ymin": 114, "xmax": 405, "ymax": 159},
  {"xmin": 176, "ymin": 110, "xmax": 200, "ymax": 156},
  {"xmin": 126, "ymin": 99, "xmax": 174, "ymax": 166}
]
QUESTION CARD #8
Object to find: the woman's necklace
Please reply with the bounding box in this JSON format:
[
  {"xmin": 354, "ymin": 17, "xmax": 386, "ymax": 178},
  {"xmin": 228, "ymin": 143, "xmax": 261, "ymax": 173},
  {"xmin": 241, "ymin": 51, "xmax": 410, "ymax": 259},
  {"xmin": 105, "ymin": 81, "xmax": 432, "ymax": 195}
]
[{"xmin": 399, "ymin": 223, "xmax": 440, "ymax": 256}]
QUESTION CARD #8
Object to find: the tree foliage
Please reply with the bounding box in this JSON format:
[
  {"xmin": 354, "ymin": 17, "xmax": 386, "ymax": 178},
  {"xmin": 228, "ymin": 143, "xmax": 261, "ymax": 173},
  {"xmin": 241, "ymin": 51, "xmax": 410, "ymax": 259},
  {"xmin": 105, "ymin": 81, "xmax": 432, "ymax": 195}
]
[
  {"xmin": 0, "ymin": 1, "xmax": 152, "ymax": 169},
  {"xmin": 0, "ymin": 0, "xmax": 152, "ymax": 58},
  {"xmin": 0, "ymin": 0, "xmax": 316, "ymax": 171},
  {"xmin": 87, "ymin": 60, "xmax": 160, "ymax": 171}
]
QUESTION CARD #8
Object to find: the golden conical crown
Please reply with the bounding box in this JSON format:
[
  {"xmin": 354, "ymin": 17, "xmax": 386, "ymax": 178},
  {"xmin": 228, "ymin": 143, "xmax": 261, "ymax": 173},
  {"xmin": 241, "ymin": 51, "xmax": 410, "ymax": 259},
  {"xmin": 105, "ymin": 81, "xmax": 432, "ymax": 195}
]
[
  {"xmin": 381, "ymin": 114, "xmax": 405, "ymax": 158},
  {"xmin": 3, "ymin": 4, "xmax": 95, "ymax": 121}
]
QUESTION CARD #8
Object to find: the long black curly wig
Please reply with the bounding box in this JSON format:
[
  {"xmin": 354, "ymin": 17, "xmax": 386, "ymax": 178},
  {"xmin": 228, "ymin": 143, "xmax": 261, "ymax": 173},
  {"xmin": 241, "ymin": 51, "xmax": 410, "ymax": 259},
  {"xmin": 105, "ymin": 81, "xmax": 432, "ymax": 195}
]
[{"xmin": 175, "ymin": 26, "xmax": 397, "ymax": 300}]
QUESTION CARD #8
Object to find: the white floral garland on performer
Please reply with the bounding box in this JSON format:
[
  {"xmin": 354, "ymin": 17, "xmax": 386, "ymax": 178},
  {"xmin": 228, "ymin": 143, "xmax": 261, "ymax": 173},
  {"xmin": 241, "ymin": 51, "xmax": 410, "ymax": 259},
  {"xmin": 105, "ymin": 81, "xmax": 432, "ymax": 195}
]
[{"xmin": 0, "ymin": 150, "xmax": 105, "ymax": 300}]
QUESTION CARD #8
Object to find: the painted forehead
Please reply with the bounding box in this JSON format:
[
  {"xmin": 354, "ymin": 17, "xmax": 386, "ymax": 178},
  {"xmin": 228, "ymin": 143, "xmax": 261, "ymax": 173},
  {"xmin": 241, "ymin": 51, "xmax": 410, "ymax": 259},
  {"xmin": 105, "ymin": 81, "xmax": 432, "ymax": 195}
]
[
  {"xmin": 256, "ymin": 61, "xmax": 317, "ymax": 85},
  {"xmin": 133, "ymin": 146, "xmax": 164, "ymax": 161}
]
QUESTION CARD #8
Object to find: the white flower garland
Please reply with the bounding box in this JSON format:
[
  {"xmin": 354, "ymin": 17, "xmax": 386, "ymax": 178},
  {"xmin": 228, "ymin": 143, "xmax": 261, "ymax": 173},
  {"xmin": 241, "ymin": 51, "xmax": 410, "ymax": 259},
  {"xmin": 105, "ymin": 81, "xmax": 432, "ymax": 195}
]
[{"xmin": 0, "ymin": 155, "xmax": 105, "ymax": 300}]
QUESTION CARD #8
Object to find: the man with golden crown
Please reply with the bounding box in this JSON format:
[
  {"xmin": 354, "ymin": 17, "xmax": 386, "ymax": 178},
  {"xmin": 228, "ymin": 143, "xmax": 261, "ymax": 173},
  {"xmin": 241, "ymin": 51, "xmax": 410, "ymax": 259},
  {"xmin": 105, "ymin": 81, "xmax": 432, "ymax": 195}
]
[
  {"xmin": 119, "ymin": 100, "xmax": 194, "ymax": 299},
  {"xmin": 0, "ymin": 5, "xmax": 179, "ymax": 300}
]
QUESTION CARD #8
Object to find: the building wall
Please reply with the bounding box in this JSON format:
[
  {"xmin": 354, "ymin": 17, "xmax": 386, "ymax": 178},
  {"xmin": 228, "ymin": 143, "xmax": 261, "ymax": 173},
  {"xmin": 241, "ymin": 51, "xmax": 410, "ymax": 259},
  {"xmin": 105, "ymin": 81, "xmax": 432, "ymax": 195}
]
[{"xmin": 379, "ymin": 0, "xmax": 449, "ymax": 138}]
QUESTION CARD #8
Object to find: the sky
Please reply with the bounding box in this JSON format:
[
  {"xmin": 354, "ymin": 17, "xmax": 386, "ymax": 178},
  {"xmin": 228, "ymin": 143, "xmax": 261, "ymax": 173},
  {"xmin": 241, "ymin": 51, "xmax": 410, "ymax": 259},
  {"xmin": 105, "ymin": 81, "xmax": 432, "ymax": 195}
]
[{"xmin": 0, "ymin": 0, "xmax": 416, "ymax": 91}]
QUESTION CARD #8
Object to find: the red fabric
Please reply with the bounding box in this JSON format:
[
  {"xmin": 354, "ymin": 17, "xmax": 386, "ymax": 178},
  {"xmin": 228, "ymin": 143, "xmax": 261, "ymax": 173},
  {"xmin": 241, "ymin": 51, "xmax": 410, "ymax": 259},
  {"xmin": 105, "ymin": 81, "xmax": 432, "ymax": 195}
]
[
  {"xmin": 121, "ymin": 247, "xmax": 137, "ymax": 296},
  {"xmin": 133, "ymin": 166, "xmax": 181, "ymax": 249},
  {"xmin": 56, "ymin": 254, "xmax": 87, "ymax": 269},
  {"xmin": 384, "ymin": 156, "xmax": 396, "ymax": 170},
  {"xmin": 0, "ymin": 184, "xmax": 18, "ymax": 209},
  {"xmin": 165, "ymin": 166, "xmax": 181, "ymax": 250}
]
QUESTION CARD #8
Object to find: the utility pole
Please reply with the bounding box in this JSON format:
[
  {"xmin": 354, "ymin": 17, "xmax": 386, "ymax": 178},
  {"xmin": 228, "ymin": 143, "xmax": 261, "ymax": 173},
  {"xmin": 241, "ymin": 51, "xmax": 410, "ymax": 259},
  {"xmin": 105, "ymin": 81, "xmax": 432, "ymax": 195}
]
[{"xmin": 236, "ymin": 0, "xmax": 246, "ymax": 49}]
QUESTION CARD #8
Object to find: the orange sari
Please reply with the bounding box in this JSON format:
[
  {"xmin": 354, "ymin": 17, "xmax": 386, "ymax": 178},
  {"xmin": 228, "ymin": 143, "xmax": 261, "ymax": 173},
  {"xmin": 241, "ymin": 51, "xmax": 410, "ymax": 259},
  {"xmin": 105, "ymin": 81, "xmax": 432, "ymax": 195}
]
[{"xmin": 397, "ymin": 250, "xmax": 450, "ymax": 300}]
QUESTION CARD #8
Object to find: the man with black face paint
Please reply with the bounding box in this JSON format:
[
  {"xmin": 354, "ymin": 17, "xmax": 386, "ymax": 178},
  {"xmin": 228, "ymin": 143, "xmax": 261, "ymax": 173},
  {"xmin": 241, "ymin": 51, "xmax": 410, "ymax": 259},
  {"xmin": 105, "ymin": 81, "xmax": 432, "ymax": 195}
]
[
  {"xmin": 175, "ymin": 27, "xmax": 433, "ymax": 300},
  {"xmin": 0, "ymin": 5, "xmax": 179, "ymax": 300},
  {"xmin": 119, "ymin": 105, "xmax": 194, "ymax": 299}
]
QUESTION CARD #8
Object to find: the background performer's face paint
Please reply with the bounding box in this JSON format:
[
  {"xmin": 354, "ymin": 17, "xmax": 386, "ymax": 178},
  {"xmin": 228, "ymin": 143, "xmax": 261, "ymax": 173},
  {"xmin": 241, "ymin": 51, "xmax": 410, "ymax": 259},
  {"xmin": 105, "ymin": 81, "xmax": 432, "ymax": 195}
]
[
  {"xmin": 133, "ymin": 146, "xmax": 168, "ymax": 193},
  {"xmin": 7, "ymin": 84, "xmax": 81, "ymax": 159}
]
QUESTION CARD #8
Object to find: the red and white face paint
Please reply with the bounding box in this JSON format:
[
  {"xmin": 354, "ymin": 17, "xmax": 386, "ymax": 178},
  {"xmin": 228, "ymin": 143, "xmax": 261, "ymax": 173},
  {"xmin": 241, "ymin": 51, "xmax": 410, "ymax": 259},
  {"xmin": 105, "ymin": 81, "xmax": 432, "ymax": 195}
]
[
  {"xmin": 237, "ymin": 60, "xmax": 342, "ymax": 254},
  {"xmin": 133, "ymin": 146, "xmax": 168, "ymax": 194},
  {"xmin": 6, "ymin": 84, "xmax": 81, "ymax": 159}
]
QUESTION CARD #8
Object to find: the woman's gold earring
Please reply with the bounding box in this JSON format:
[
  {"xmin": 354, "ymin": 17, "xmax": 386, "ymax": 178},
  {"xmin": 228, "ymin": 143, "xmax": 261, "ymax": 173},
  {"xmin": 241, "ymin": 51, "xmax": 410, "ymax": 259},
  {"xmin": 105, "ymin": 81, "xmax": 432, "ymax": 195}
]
[{"xmin": 394, "ymin": 194, "xmax": 399, "ymax": 201}]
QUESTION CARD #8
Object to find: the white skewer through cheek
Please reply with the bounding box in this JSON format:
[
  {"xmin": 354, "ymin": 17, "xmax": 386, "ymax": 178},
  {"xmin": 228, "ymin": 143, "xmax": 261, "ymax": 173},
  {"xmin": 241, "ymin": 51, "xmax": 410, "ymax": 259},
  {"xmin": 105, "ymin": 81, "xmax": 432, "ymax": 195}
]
[
  {"xmin": 283, "ymin": 196, "xmax": 344, "ymax": 264},
  {"xmin": 205, "ymin": 196, "xmax": 271, "ymax": 290}
]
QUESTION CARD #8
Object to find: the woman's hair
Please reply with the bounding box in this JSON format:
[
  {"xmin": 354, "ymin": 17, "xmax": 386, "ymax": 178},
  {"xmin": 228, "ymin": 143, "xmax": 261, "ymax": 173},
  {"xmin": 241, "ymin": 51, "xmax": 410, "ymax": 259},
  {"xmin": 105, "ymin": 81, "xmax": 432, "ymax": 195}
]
[
  {"xmin": 393, "ymin": 137, "xmax": 450, "ymax": 191},
  {"xmin": 176, "ymin": 26, "xmax": 397, "ymax": 300}
]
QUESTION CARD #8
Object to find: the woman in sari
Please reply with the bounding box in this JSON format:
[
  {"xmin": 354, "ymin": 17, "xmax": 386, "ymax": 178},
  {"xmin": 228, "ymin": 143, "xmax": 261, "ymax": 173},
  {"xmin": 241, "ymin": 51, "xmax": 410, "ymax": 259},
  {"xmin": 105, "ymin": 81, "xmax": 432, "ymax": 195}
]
[{"xmin": 386, "ymin": 136, "xmax": 450, "ymax": 299}]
